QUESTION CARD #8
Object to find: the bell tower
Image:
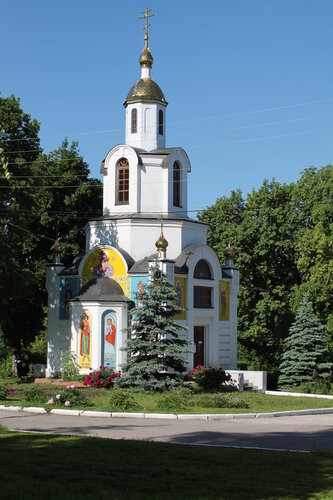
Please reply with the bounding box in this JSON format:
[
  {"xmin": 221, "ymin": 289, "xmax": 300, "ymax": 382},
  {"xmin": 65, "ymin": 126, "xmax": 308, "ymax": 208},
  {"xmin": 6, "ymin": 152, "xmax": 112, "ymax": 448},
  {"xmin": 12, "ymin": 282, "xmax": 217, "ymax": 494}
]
[{"xmin": 124, "ymin": 8, "xmax": 168, "ymax": 151}]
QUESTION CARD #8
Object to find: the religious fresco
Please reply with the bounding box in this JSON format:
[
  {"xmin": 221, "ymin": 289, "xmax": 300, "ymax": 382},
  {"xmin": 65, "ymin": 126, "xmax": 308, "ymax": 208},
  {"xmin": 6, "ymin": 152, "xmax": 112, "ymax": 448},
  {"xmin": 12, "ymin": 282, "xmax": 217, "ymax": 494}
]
[
  {"xmin": 102, "ymin": 310, "xmax": 117, "ymax": 370},
  {"xmin": 130, "ymin": 276, "xmax": 149, "ymax": 308},
  {"xmin": 174, "ymin": 277, "xmax": 187, "ymax": 320},
  {"xmin": 79, "ymin": 310, "xmax": 92, "ymax": 369},
  {"xmin": 219, "ymin": 280, "xmax": 230, "ymax": 321},
  {"xmin": 81, "ymin": 247, "xmax": 130, "ymax": 296},
  {"xmin": 59, "ymin": 278, "xmax": 78, "ymax": 320}
]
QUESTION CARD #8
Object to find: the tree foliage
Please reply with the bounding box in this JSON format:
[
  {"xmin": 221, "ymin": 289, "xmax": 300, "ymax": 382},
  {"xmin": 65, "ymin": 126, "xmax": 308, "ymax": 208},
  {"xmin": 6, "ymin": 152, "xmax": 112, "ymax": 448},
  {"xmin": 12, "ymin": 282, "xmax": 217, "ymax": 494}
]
[
  {"xmin": 278, "ymin": 296, "xmax": 332, "ymax": 389},
  {"xmin": 119, "ymin": 261, "xmax": 191, "ymax": 391},
  {"xmin": 199, "ymin": 166, "xmax": 333, "ymax": 372},
  {"xmin": 0, "ymin": 94, "xmax": 102, "ymax": 354}
]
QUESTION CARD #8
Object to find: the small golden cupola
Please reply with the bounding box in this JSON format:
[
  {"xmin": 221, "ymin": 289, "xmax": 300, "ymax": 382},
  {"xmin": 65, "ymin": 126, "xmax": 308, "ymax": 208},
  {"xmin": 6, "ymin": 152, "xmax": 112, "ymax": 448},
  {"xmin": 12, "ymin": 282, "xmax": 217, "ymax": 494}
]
[
  {"xmin": 155, "ymin": 222, "xmax": 168, "ymax": 259},
  {"xmin": 224, "ymin": 241, "xmax": 235, "ymax": 267}
]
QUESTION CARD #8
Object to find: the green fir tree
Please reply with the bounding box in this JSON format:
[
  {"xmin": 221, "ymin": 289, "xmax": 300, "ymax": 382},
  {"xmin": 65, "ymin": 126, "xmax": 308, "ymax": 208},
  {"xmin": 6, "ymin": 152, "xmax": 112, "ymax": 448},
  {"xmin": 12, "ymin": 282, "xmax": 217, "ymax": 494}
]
[
  {"xmin": 278, "ymin": 296, "xmax": 332, "ymax": 390},
  {"xmin": 119, "ymin": 259, "xmax": 191, "ymax": 391}
]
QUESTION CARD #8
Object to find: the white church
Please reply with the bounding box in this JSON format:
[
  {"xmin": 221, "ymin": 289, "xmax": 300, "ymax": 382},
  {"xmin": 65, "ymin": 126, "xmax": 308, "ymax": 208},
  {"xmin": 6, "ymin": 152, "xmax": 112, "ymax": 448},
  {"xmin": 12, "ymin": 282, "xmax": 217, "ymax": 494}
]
[{"xmin": 46, "ymin": 11, "xmax": 240, "ymax": 379}]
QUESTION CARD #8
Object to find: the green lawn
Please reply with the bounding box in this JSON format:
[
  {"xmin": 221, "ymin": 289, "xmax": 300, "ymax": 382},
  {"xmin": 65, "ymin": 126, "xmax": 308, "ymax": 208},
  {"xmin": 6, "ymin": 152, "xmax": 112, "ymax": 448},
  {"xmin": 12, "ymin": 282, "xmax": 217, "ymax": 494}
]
[
  {"xmin": 1, "ymin": 380, "xmax": 333, "ymax": 414},
  {"xmin": 0, "ymin": 427, "xmax": 332, "ymax": 499}
]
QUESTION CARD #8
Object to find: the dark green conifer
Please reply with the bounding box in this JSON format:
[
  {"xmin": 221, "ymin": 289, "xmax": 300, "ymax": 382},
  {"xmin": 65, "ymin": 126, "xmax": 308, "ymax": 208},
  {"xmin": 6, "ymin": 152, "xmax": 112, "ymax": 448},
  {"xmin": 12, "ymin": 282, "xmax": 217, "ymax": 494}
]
[
  {"xmin": 118, "ymin": 259, "xmax": 190, "ymax": 391},
  {"xmin": 278, "ymin": 296, "xmax": 332, "ymax": 390}
]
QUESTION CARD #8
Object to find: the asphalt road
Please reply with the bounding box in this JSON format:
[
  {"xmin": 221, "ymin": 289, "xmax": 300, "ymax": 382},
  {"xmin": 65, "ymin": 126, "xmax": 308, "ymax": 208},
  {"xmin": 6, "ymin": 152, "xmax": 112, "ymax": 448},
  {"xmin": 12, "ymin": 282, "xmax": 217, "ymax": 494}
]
[{"xmin": 1, "ymin": 410, "xmax": 333, "ymax": 452}]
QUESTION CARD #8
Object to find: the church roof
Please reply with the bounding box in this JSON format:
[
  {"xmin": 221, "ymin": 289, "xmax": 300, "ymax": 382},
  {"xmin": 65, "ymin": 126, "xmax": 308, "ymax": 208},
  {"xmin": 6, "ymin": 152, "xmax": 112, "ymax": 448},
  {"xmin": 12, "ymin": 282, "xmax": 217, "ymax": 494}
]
[
  {"xmin": 128, "ymin": 255, "xmax": 152, "ymax": 274},
  {"xmin": 71, "ymin": 278, "xmax": 133, "ymax": 303},
  {"xmin": 90, "ymin": 213, "xmax": 206, "ymax": 225},
  {"xmin": 124, "ymin": 78, "xmax": 167, "ymax": 106}
]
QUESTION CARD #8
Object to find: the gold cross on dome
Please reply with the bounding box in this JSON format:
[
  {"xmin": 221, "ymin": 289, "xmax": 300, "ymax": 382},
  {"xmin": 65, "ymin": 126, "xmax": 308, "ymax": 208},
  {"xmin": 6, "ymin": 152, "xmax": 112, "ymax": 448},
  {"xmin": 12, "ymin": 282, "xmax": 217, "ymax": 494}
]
[{"xmin": 139, "ymin": 7, "xmax": 154, "ymax": 42}]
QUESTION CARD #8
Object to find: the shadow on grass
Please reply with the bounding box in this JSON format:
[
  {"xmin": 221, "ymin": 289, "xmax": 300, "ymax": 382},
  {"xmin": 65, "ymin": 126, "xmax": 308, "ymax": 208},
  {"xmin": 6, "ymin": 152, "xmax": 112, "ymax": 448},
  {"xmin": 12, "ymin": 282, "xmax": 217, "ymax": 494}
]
[{"xmin": 0, "ymin": 428, "xmax": 333, "ymax": 499}]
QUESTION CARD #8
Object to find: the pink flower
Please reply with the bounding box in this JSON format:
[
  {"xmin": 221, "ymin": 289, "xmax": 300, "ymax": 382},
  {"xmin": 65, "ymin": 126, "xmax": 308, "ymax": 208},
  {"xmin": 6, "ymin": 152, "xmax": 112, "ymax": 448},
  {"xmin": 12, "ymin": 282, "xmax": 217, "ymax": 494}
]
[
  {"xmin": 65, "ymin": 401, "xmax": 71, "ymax": 407},
  {"xmin": 70, "ymin": 385, "xmax": 75, "ymax": 389},
  {"xmin": 47, "ymin": 398, "xmax": 54, "ymax": 404},
  {"xmin": 56, "ymin": 394, "xmax": 61, "ymax": 400},
  {"xmin": 66, "ymin": 385, "xmax": 71, "ymax": 389}
]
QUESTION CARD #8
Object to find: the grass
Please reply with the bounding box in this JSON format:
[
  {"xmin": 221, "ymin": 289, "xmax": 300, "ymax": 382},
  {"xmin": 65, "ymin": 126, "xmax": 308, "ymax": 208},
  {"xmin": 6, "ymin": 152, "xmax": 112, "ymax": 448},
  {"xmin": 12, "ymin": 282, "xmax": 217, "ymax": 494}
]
[
  {"xmin": 0, "ymin": 426, "xmax": 332, "ymax": 499},
  {"xmin": 1, "ymin": 379, "xmax": 333, "ymax": 414}
]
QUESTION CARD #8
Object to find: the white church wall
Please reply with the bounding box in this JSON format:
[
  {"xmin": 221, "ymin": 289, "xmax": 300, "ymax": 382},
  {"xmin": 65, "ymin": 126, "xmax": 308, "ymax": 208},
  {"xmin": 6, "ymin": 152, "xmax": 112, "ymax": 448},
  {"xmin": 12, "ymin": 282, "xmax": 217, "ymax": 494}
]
[
  {"xmin": 46, "ymin": 264, "xmax": 72, "ymax": 377},
  {"xmin": 71, "ymin": 302, "xmax": 128, "ymax": 374},
  {"xmin": 140, "ymin": 163, "xmax": 165, "ymax": 214},
  {"xmin": 125, "ymin": 102, "xmax": 166, "ymax": 151},
  {"xmin": 86, "ymin": 219, "xmax": 209, "ymax": 262},
  {"xmin": 103, "ymin": 145, "xmax": 141, "ymax": 215}
]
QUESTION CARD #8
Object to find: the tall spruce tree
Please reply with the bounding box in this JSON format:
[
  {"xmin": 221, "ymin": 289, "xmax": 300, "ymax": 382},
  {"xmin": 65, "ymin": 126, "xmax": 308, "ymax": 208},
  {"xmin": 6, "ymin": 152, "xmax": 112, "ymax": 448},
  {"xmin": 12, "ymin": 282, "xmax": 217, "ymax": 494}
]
[
  {"xmin": 278, "ymin": 296, "xmax": 332, "ymax": 390},
  {"xmin": 119, "ymin": 260, "xmax": 191, "ymax": 391}
]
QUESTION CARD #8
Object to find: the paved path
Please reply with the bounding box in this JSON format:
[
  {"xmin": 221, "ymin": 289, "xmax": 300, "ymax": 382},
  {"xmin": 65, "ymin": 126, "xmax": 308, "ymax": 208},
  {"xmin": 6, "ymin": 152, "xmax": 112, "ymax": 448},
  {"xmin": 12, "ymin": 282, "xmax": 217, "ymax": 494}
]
[{"xmin": 1, "ymin": 410, "xmax": 332, "ymax": 452}]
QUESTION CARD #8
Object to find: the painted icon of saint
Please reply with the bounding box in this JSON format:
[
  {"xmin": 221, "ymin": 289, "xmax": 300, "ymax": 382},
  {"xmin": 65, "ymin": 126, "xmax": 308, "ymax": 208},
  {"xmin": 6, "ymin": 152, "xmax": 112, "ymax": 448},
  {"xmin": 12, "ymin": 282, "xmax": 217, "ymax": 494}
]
[
  {"xmin": 176, "ymin": 280, "xmax": 182, "ymax": 307},
  {"xmin": 221, "ymin": 285, "xmax": 226, "ymax": 319},
  {"xmin": 80, "ymin": 312, "xmax": 91, "ymax": 361},
  {"xmin": 93, "ymin": 250, "xmax": 114, "ymax": 278},
  {"xmin": 65, "ymin": 282, "xmax": 72, "ymax": 318},
  {"xmin": 104, "ymin": 316, "xmax": 116, "ymax": 368},
  {"xmin": 136, "ymin": 281, "xmax": 144, "ymax": 309}
]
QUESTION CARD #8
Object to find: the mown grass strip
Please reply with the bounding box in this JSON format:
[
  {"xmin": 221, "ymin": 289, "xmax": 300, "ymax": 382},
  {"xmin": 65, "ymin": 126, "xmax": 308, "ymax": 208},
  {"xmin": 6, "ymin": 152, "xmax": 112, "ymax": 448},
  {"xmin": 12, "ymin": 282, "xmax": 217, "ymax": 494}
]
[{"xmin": 0, "ymin": 427, "xmax": 332, "ymax": 499}]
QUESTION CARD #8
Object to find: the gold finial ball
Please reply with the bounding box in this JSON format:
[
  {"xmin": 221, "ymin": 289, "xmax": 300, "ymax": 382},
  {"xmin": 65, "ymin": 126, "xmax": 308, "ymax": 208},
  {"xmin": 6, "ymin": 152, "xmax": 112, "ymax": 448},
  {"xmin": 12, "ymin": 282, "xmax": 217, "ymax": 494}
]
[
  {"xmin": 155, "ymin": 232, "xmax": 168, "ymax": 252},
  {"xmin": 50, "ymin": 239, "xmax": 61, "ymax": 256},
  {"xmin": 224, "ymin": 242, "xmax": 235, "ymax": 260}
]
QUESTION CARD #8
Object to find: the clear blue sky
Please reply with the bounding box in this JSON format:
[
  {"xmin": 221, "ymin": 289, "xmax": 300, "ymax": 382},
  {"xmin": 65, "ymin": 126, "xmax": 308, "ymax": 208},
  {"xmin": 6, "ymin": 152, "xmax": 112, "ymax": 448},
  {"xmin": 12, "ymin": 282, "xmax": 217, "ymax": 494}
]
[{"xmin": 2, "ymin": 0, "xmax": 333, "ymax": 213}]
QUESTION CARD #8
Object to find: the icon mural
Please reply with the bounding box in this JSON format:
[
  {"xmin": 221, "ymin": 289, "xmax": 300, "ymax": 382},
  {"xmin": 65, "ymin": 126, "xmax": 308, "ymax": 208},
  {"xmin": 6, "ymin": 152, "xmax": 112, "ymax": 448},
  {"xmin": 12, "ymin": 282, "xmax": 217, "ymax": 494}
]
[
  {"xmin": 93, "ymin": 249, "xmax": 114, "ymax": 278},
  {"xmin": 219, "ymin": 280, "xmax": 230, "ymax": 321},
  {"xmin": 79, "ymin": 310, "xmax": 92, "ymax": 369},
  {"xmin": 81, "ymin": 247, "xmax": 130, "ymax": 296},
  {"xmin": 102, "ymin": 311, "xmax": 117, "ymax": 369},
  {"xmin": 136, "ymin": 280, "xmax": 144, "ymax": 308},
  {"xmin": 173, "ymin": 277, "xmax": 187, "ymax": 320},
  {"xmin": 59, "ymin": 278, "xmax": 78, "ymax": 320}
]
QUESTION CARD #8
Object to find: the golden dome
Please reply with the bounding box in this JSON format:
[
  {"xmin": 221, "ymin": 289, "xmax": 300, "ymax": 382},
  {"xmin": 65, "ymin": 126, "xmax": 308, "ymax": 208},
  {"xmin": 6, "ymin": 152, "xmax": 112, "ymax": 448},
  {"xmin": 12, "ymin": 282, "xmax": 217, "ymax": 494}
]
[
  {"xmin": 155, "ymin": 231, "xmax": 168, "ymax": 252},
  {"xmin": 224, "ymin": 242, "xmax": 235, "ymax": 260},
  {"xmin": 50, "ymin": 239, "xmax": 61, "ymax": 256},
  {"xmin": 140, "ymin": 46, "xmax": 153, "ymax": 67},
  {"xmin": 124, "ymin": 78, "xmax": 167, "ymax": 106}
]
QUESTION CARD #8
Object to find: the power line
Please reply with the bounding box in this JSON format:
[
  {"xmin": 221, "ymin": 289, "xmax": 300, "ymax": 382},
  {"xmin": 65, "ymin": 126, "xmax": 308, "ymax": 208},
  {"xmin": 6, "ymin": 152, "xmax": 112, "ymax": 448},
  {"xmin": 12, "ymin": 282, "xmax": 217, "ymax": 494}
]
[
  {"xmin": 1, "ymin": 151, "xmax": 332, "ymax": 180},
  {"xmin": 3, "ymin": 96, "xmax": 333, "ymax": 143},
  {"xmin": 4, "ymin": 124, "xmax": 333, "ymax": 162}
]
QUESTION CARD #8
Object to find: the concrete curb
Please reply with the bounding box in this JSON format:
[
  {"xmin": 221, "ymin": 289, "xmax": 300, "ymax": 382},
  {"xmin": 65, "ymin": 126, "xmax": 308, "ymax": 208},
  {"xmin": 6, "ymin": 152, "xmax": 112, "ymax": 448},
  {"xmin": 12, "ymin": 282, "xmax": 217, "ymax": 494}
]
[
  {"xmin": 265, "ymin": 390, "xmax": 333, "ymax": 399},
  {"xmin": 1, "ymin": 405, "xmax": 333, "ymax": 420}
]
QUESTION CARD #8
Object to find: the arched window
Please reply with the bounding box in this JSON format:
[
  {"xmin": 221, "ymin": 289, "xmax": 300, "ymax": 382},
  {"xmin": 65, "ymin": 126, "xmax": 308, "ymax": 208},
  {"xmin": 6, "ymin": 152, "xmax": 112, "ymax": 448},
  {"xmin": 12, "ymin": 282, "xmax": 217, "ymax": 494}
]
[
  {"xmin": 116, "ymin": 158, "xmax": 129, "ymax": 204},
  {"xmin": 194, "ymin": 260, "xmax": 212, "ymax": 279},
  {"xmin": 131, "ymin": 108, "xmax": 137, "ymax": 134},
  {"xmin": 158, "ymin": 109, "xmax": 164, "ymax": 135},
  {"xmin": 173, "ymin": 162, "xmax": 181, "ymax": 207}
]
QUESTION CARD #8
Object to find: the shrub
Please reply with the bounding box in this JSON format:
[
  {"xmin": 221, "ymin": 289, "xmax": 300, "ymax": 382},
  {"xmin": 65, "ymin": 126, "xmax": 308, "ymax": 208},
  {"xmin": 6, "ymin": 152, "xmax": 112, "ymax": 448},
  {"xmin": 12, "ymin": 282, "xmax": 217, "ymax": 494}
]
[
  {"xmin": 0, "ymin": 382, "xmax": 15, "ymax": 400},
  {"xmin": 84, "ymin": 366, "xmax": 121, "ymax": 389},
  {"xmin": 156, "ymin": 389, "xmax": 194, "ymax": 411},
  {"xmin": 60, "ymin": 350, "xmax": 81, "ymax": 381},
  {"xmin": 0, "ymin": 354, "xmax": 13, "ymax": 378},
  {"xmin": 198, "ymin": 393, "xmax": 248, "ymax": 409},
  {"xmin": 294, "ymin": 381, "xmax": 333, "ymax": 395},
  {"xmin": 46, "ymin": 386, "xmax": 90, "ymax": 408},
  {"xmin": 108, "ymin": 389, "xmax": 141, "ymax": 412},
  {"xmin": 190, "ymin": 365, "xmax": 232, "ymax": 391},
  {"xmin": 24, "ymin": 385, "xmax": 46, "ymax": 403}
]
